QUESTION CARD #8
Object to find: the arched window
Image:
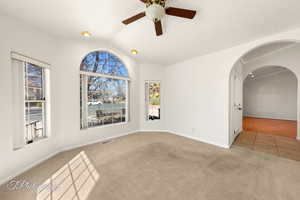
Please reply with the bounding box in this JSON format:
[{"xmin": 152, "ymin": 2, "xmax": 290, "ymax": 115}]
[{"xmin": 80, "ymin": 51, "xmax": 130, "ymax": 129}]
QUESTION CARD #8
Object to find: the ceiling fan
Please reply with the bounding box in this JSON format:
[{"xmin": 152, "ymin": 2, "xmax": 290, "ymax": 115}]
[{"xmin": 122, "ymin": 0, "xmax": 196, "ymax": 36}]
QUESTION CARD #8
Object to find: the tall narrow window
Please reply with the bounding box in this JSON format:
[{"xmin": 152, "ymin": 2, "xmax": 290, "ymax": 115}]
[
  {"xmin": 24, "ymin": 63, "xmax": 47, "ymax": 143},
  {"xmin": 145, "ymin": 81, "xmax": 161, "ymax": 120},
  {"xmin": 11, "ymin": 52, "xmax": 50, "ymax": 149},
  {"xmin": 80, "ymin": 51, "xmax": 130, "ymax": 129}
]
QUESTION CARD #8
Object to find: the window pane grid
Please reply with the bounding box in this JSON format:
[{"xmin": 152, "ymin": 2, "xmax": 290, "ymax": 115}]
[
  {"xmin": 25, "ymin": 102, "xmax": 46, "ymax": 143},
  {"xmin": 81, "ymin": 74, "xmax": 128, "ymax": 129},
  {"xmin": 80, "ymin": 51, "xmax": 129, "ymax": 129},
  {"xmin": 24, "ymin": 62, "xmax": 47, "ymax": 143},
  {"xmin": 88, "ymin": 76, "xmax": 127, "ymax": 127}
]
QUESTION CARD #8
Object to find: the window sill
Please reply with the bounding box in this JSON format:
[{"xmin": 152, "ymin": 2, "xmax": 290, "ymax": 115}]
[
  {"xmin": 146, "ymin": 119, "xmax": 161, "ymax": 122},
  {"xmin": 81, "ymin": 121, "xmax": 129, "ymax": 131},
  {"xmin": 13, "ymin": 136, "xmax": 49, "ymax": 151},
  {"xmin": 27, "ymin": 136, "xmax": 49, "ymax": 145}
]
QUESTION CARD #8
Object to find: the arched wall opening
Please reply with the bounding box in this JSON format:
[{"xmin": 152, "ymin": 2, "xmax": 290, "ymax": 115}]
[
  {"xmin": 229, "ymin": 40, "xmax": 300, "ymax": 146},
  {"xmin": 243, "ymin": 66, "xmax": 298, "ymax": 138}
]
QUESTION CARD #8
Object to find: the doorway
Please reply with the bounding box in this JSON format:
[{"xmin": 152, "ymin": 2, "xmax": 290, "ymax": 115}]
[
  {"xmin": 229, "ymin": 41, "xmax": 300, "ymax": 161},
  {"xmin": 243, "ymin": 66, "xmax": 297, "ymax": 138}
]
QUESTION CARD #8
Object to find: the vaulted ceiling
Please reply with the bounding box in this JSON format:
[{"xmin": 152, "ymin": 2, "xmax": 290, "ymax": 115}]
[{"xmin": 1, "ymin": 0, "xmax": 300, "ymax": 65}]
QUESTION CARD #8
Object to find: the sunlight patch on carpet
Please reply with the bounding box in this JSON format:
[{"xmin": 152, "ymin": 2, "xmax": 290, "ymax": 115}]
[{"xmin": 36, "ymin": 151, "xmax": 99, "ymax": 200}]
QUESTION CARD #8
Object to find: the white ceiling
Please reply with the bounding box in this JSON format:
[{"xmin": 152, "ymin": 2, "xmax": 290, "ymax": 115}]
[
  {"xmin": 1, "ymin": 0, "xmax": 300, "ymax": 65},
  {"xmin": 241, "ymin": 42, "xmax": 296, "ymax": 63}
]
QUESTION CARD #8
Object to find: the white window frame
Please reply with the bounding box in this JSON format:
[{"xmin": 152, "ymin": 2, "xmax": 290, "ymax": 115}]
[
  {"xmin": 11, "ymin": 52, "xmax": 51, "ymax": 150},
  {"xmin": 145, "ymin": 80, "xmax": 161, "ymax": 121},
  {"xmin": 80, "ymin": 71, "xmax": 130, "ymax": 129}
]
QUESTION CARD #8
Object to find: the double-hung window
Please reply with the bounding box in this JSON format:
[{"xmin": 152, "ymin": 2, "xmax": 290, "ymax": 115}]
[
  {"xmin": 11, "ymin": 52, "xmax": 50, "ymax": 149},
  {"xmin": 80, "ymin": 51, "xmax": 130, "ymax": 129}
]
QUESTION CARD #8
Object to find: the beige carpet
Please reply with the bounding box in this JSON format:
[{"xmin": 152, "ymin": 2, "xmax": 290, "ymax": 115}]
[{"xmin": 1, "ymin": 132, "xmax": 300, "ymax": 200}]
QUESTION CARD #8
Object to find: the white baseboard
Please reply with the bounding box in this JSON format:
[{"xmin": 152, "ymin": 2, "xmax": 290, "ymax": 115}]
[
  {"xmin": 139, "ymin": 130, "xmax": 168, "ymax": 133},
  {"xmin": 166, "ymin": 130, "xmax": 230, "ymax": 149},
  {"xmin": 1, "ymin": 129, "xmax": 230, "ymax": 186},
  {"xmin": 60, "ymin": 130, "xmax": 139, "ymax": 152},
  {"xmin": 139, "ymin": 130, "xmax": 230, "ymax": 148},
  {"xmin": 0, "ymin": 149, "xmax": 61, "ymax": 186},
  {"xmin": 0, "ymin": 130, "xmax": 139, "ymax": 186}
]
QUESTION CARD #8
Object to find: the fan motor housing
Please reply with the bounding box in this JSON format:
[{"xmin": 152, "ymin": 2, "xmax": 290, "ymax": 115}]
[
  {"xmin": 146, "ymin": 3, "xmax": 166, "ymax": 22},
  {"xmin": 147, "ymin": 0, "xmax": 166, "ymax": 7}
]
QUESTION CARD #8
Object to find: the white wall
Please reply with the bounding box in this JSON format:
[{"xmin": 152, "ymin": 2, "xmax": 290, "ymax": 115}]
[
  {"xmin": 243, "ymin": 70, "xmax": 297, "ymax": 120},
  {"xmin": 139, "ymin": 63, "xmax": 166, "ymax": 131},
  {"xmin": 0, "ymin": 14, "xmax": 60, "ymax": 184},
  {"xmin": 54, "ymin": 40, "xmax": 140, "ymax": 151},
  {"xmin": 242, "ymin": 44, "xmax": 300, "ymax": 139},
  {"xmin": 242, "ymin": 45, "xmax": 300, "ymax": 80},
  {"xmin": 0, "ymin": 14, "xmax": 140, "ymax": 184},
  {"xmin": 164, "ymin": 53, "xmax": 231, "ymax": 148},
  {"xmin": 164, "ymin": 29, "xmax": 300, "ymax": 148},
  {"xmin": 2, "ymin": 11, "xmax": 300, "ymax": 185}
]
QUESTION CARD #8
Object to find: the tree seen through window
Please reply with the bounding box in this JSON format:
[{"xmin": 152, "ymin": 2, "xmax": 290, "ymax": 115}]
[{"xmin": 80, "ymin": 51, "xmax": 129, "ymax": 128}]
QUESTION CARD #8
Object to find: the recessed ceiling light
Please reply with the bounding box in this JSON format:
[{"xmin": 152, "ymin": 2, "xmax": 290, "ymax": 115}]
[
  {"xmin": 80, "ymin": 31, "xmax": 92, "ymax": 37},
  {"xmin": 131, "ymin": 49, "xmax": 138, "ymax": 55}
]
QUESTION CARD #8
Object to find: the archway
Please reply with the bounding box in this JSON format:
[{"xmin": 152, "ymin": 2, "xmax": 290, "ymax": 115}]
[
  {"xmin": 243, "ymin": 66, "xmax": 297, "ymax": 138},
  {"xmin": 229, "ymin": 40, "xmax": 300, "ymax": 146}
]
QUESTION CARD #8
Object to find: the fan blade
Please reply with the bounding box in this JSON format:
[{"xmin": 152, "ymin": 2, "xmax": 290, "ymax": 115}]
[
  {"xmin": 166, "ymin": 7, "xmax": 196, "ymax": 19},
  {"xmin": 122, "ymin": 12, "xmax": 146, "ymax": 25},
  {"xmin": 154, "ymin": 20, "xmax": 163, "ymax": 36}
]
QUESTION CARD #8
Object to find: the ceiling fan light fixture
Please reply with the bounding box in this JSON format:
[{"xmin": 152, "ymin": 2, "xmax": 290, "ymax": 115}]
[
  {"xmin": 145, "ymin": 3, "xmax": 165, "ymax": 21},
  {"xmin": 122, "ymin": 0, "xmax": 196, "ymax": 36}
]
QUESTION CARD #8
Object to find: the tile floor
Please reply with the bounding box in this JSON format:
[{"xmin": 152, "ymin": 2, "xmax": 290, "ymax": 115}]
[{"xmin": 233, "ymin": 131, "xmax": 300, "ymax": 161}]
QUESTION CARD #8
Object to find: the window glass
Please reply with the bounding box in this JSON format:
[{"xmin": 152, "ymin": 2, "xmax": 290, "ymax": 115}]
[
  {"xmin": 80, "ymin": 51, "xmax": 129, "ymax": 129},
  {"xmin": 25, "ymin": 102, "xmax": 45, "ymax": 143},
  {"xmin": 146, "ymin": 81, "xmax": 161, "ymax": 120},
  {"xmin": 25, "ymin": 63, "xmax": 44, "ymax": 100},
  {"xmin": 24, "ymin": 63, "xmax": 46, "ymax": 143},
  {"xmin": 80, "ymin": 51, "xmax": 129, "ymax": 77}
]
